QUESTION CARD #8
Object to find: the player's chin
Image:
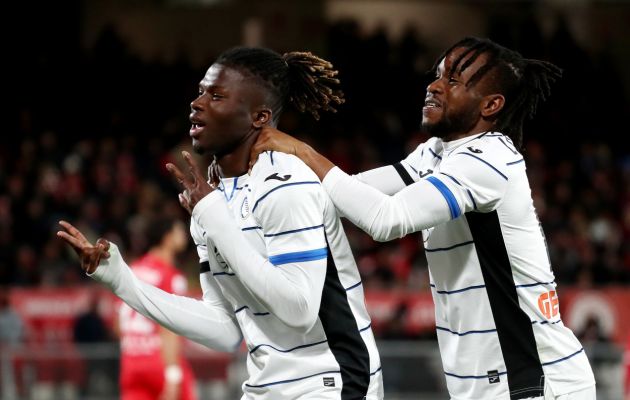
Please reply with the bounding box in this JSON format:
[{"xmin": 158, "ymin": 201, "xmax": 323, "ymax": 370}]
[{"xmin": 191, "ymin": 140, "xmax": 207, "ymax": 155}]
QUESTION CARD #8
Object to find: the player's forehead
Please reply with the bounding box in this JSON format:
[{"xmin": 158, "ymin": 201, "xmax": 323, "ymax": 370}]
[
  {"xmin": 439, "ymin": 46, "xmax": 489, "ymax": 78},
  {"xmin": 200, "ymin": 63, "xmax": 248, "ymax": 89}
]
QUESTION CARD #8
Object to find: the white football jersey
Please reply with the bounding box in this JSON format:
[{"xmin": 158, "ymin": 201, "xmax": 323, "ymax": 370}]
[
  {"xmin": 190, "ymin": 151, "xmax": 383, "ymax": 400},
  {"xmin": 324, "ymin": 132, "xmax": 595, "ymax": 400}
]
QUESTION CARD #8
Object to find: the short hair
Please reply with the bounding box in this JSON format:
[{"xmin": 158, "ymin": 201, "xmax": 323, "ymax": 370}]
[
  {"xmin": 433, "ymin": 37, "xmax": 562, "ymax": 148},
  {"xmin": 215, "ymin": 47, "xmax": 344, "ymax": 123}
]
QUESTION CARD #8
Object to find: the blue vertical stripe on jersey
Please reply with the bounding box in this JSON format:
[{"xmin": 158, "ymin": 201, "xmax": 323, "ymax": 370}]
[
  {"xmin": 318, "ymin": 238, "xmax": 370, "ymax": 399},
  {"xmin": 269, "ymin": 248, "xmax": 328, "ymax": 266},
  {"xmin": 466, "ymin": 211, "xmax": 544, "ymax": 399},
  {"xmin": 426, "ymin": 176, "xmax": 461, "ymax": 219}
]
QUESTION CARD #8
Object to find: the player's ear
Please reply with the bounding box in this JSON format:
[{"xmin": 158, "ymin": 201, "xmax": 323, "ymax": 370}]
[
  {"xmin": 252, "ymin": 109, "xmax": 272, "ymax": 128},
  {"xmin": 481, "ymin": 94, "xmax": 505, "ymax": 118}
]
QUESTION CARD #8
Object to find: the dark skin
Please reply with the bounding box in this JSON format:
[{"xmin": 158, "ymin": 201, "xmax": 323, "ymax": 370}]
[
  {"xmin": 248, "ymin": 46, "xmax": 506, "ymax": 180},
  {"xmin": 58, "ymin": 63, "xmax": 275, "ymax": 271}
]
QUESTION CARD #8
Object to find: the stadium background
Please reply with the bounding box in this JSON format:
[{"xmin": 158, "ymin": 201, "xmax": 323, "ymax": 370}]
[{"xmin": 2, "ymin": 0, "xmax": 630, "ymax": 399}]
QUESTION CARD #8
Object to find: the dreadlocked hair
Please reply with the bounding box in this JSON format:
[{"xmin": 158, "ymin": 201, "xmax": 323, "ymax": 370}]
[
  {"xmin": 432, "ymin": 37, "xmax": 562, "ymax": 148},
  {"xmin": 215, "ymin": 47, "xmax": 344, "ymax": 122}
]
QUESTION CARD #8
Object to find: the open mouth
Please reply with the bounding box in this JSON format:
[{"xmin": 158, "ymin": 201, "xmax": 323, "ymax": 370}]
[
  {"xmin": 423, "ymin": 99, "xmax": 441, "ymax": 109},
  {"xmin": 189, "ymin": 122, "xmax": 205, "ymax": 137}
]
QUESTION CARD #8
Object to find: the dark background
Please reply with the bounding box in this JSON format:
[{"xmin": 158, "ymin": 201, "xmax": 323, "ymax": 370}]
[{"xmin": 3, "ymin": 0, "xmax": 630, "ymax": 303}]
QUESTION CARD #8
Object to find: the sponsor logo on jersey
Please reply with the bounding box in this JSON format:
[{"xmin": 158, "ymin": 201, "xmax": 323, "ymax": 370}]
[
  {"xmin": 265, "ymin": 173, "xmax": 291, "ymax": 182},
  {"xmin": 538, "ymin": 290, "xmax": 559, "ymax": 319},
  {"xmin": 323, "ymin": 377, "xmax": 335, "ymax": 387},
  {"xmin": 487, "ymin": 370, "xmax": 500, "ymax": 384},
  {"xmin": 418, "ymin": 169, "xmax": 433, "ymax": 178},
  {"xmin": 467, "ymin": 146, "xmax": 483, "ymax": 153}
]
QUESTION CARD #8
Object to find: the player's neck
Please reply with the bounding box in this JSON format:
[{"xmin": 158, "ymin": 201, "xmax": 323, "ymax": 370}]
[{"xmin": 216, "ymin": 129, "xmax": 260, "ymax": 178}]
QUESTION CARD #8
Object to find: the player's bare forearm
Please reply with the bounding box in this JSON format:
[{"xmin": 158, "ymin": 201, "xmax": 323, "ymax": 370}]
[{"xmin": 250, "ymin": 126, "xmax": 335, "ymax": 181}]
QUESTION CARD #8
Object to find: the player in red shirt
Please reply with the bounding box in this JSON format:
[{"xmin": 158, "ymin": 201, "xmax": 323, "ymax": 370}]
[{"xmin": 118, "ymin": 217, "xmax": 196, "ymax": 400}]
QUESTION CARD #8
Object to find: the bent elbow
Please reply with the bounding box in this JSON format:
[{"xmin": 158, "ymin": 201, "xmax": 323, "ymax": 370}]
[{"xmin": 369, "ymin": 226, "xmax": 401, "ymax": 242}]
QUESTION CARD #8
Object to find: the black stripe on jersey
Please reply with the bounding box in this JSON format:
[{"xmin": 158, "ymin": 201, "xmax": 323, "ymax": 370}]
[
  {"xmin": 200, "ymin": 261, "xmax": 210, "ymax": 273},
  {"xmin": 319, "ymin": 238, "xmax": 370, "ymax": 399},
  {"xmin": 393, "ymin": 162, "xmax": 415, "ymax": 186},
  {"xmin": 466, "ymin": 211, "xmax": 544, "ymax": 400}
]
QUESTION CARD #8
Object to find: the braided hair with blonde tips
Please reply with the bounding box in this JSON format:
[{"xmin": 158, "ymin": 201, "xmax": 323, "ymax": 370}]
[
  {"xmin": 431, "ymin": 37, "xmax": 562, "ymax": 148},
  {"xmin": 215, "ymin": 47, "xmax": 344, "ymax": 123}
]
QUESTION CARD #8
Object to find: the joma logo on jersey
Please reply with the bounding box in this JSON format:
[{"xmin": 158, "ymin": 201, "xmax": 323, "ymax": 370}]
[
  {"xmin": 537, "ymin": 290, "xmax": 559, "ymax": 319},
  {"xmin": 323, "ymin": 377, "xmax": 335, "ymax": 387},
  {"xmin": 487, "ymin": 370, "xmax": 500, "ymax": 384}
]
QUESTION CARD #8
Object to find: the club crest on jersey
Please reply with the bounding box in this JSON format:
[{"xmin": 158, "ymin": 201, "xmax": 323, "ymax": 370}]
[{"xmin": 241, "ymin": 197, "xmax": 250, "ymax": 219}]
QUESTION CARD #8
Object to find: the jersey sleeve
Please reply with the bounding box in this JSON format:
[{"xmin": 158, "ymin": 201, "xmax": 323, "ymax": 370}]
[
  {"xmin": 191, "ymin": 164, "xmax": 328, "ymax": 331},
  {"xmin": 321, "ymin": 143, "xmax": 509, "ymax": 242},
  {"xmin": 438, "ymin": 148, "xmax": 509, "ymax": 212},
  {"xmin": 353, "ymin": 143, "xmax": 424, "ymax": 195},
  {"xmin": 89, "ymin": 242, "xmax": 242, "ymax": 352}
]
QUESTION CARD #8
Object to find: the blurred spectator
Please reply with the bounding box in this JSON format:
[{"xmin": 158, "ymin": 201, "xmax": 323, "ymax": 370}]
[
  {"xmin": 0, "ymin": 290, "xmax": 24, "ymax": 346},
  {"xmin": 73, "ymin": 294, "xmax": 116, "ymax": 397},
  {"xmin": 73, "ymin": 295, "xmax": 111, "ymax": 344}
]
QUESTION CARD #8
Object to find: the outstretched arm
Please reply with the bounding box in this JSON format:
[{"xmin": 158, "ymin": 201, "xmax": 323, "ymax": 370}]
[
  {"xmin": 58, "ymin": 222, "xmax": 242, "ymax": 352},
  {"xmin": 247, "ymin": 127, "xmax": 506, "ymax": 242}
]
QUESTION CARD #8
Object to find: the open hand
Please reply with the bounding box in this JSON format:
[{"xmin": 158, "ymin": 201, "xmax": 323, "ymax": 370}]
[
  {"xmin": 166, "ymin": 151, "xmax": 215, "ymax": 214},
  {"xmin": 248, "ymin": 126, "xmax": 304, "ymax": 172},
  {"xmin": 57, "ymin": 221, "xmax": 110, "ymax": 274}
]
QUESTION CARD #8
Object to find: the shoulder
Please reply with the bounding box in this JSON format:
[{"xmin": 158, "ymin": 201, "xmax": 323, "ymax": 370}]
[
  {"xmin": 461, "ymin": 132, "xmax": 523, "ymax": 164},
  {"xmin": 444, "ymin": 132, "xmax": 523, "ymax": 179},
  {"xmin": 249, "ymin": 151, "xmax": 324, "ymax": 217},
  {"xmin": 250, "ymin": 151, "xmax": 321, "ymax": 199}
]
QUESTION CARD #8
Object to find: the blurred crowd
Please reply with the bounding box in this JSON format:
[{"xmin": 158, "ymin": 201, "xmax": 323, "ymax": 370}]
[{"xmin": 2, "ymin": 14, "xmax": 629, "ymax": 297}]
